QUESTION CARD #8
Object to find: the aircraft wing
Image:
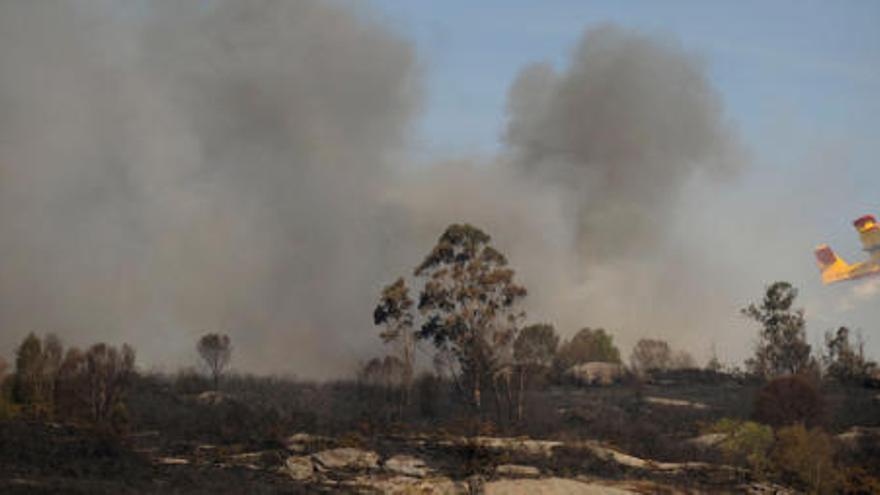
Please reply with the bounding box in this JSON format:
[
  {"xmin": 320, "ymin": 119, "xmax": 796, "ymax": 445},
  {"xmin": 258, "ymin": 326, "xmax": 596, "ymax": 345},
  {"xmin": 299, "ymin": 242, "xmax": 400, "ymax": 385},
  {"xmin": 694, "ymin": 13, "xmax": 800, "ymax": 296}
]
[{"xmin": 815, "ymin": 214, "xmax": 880, "ymax": 284}]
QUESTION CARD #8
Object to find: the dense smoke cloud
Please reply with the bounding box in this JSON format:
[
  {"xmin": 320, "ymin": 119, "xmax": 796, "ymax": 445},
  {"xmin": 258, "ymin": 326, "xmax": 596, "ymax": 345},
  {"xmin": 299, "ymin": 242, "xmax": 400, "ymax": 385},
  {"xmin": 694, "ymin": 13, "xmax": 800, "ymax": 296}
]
[
  {"xmin": 495, "ymin": 24, "xmax": 745, "ymax": 356},
  {"xmin": 0, "ymin": 3, "xmax": 747, "ymax": 376},
  {"xmin": 505, "ymin": 25, "xmax": 740, "ymax": 262},
  {"xmin": 0, "ymin": 0, "xmax": 419, "ymax": 376}
]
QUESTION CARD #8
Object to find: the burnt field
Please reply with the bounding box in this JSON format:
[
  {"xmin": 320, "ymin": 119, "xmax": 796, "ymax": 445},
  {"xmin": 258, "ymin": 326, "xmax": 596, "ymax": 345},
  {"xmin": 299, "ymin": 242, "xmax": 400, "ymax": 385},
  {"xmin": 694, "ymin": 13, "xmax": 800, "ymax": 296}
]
[{"xmin": 2, "ymin": 370, "xmax": 879, "ymax": 494}]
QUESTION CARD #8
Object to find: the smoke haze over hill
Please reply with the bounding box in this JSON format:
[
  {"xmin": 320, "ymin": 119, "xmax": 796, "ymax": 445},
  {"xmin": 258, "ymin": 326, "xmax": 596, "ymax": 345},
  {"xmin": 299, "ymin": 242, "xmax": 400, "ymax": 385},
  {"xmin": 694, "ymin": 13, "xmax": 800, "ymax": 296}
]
[{"xmin": 0, "ymin": 1, "xmax": 875, "ymax": 377}]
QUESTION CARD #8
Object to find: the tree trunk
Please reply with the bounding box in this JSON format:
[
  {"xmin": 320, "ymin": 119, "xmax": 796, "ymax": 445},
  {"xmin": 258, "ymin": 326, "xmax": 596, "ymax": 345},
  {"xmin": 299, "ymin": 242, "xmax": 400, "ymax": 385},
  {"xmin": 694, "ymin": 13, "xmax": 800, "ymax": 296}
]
[
  {"xmin": 517, "ymin": 367, "xmax": 525, "ymax": 422},
  {"xmin": 504, "ymin": 371, "xmax": 514, "ymax": 423},
  {"xmin": 492, "ymin": 375, "xmax": 503, "ymax": 424}
]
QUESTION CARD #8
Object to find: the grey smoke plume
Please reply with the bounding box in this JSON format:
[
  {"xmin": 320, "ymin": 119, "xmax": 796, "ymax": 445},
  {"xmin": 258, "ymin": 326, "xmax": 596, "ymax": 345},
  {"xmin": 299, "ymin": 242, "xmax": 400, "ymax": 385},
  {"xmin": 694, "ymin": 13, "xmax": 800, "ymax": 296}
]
[
  {"xmin": 0, "ymin": 3, "xmax": 744, "ymax": 377},
  {"xmin": 0, "ymin": 1, "xmax": 419, "ymax": 376},
  {"xmin": 505, "ymin": 25, "xmax": 740, "ymax": 263},
  {"xmin": 495, "ymin": 25, "xmax": 745, "ymax": 355}
]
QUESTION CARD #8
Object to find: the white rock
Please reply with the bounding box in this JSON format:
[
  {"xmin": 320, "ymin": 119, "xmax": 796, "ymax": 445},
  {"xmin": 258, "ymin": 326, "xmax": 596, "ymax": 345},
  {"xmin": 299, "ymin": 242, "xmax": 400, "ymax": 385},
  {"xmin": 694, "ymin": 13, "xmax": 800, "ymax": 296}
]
[
  {"xmin": 385, "ymin": 454, "xmax": 431, "ymax": 477},
  {"xmin": 685, "ymin": 433, "xmax": 727, "ymax": 448},
  {"xmin": 283, "ymin": 456, "xmax": 314, "ymax": 481},
  {"xmin": 644, "ymin": 396, "xmax": 709, "ymax": 410},
  {"xmin": 312, "ymin": 447, "xmax": 380, "ymax": 471},
  {"xmin": 566, "ymin": 362, "xmax": 625, "ymax": 386}
]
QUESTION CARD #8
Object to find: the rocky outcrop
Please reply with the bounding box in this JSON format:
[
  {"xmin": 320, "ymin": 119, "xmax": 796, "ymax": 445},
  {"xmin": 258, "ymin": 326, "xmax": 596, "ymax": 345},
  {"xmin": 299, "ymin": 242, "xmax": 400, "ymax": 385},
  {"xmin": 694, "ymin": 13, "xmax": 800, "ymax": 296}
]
[{"xmin": 566, "ymin": 362, "xmax": 624, "ymax": 386}]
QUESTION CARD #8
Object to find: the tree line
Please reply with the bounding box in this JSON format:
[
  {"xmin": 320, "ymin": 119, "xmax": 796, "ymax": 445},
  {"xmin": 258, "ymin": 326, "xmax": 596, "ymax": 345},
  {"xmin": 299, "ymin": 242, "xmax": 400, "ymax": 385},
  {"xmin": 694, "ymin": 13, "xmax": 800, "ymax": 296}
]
[{"xmin": 368, "ymin": 224, "xmax": 878, "ymax": 422}]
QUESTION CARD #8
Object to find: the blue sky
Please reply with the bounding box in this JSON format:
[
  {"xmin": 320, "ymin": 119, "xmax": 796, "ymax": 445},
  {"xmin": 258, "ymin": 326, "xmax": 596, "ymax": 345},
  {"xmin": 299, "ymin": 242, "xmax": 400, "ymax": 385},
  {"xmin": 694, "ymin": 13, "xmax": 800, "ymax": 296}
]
[
  {"xmin": 367, "ymin": 1, "xmax": 880, "ymax": 165},
  {"xmin": 367, "ymin": 0, "xmax": 879, "ymax": 249},
  {"xmin": 365, "ymin": 1, "xmax": 880, "ymax": 357}
]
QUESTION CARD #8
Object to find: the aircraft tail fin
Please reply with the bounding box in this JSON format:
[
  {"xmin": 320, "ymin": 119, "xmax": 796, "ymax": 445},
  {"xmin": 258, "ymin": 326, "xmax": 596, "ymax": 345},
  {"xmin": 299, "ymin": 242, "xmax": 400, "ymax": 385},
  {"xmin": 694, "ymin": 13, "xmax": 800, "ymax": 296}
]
[{"xmin": 815, "ymin": 244, "xmax": 851, "ymax": 285}]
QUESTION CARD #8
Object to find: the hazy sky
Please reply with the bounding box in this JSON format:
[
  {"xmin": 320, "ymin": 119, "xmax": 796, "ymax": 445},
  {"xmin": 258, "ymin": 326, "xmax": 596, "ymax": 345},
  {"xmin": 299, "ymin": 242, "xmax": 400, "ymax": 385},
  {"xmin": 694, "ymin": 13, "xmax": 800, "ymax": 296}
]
[
  {"xmin": 367, "ymin": 0, "xmax": 880, "ymax": 358},
  {"xmin": 0, "ymin": 1, "xmax": 876, "ymax": 375}
]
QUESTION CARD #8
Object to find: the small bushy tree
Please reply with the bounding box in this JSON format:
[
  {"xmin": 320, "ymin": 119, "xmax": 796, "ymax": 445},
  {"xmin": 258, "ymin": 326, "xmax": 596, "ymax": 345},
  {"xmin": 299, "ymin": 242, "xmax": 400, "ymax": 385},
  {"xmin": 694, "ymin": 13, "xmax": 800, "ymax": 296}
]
[
  {"xmin": 556, "ymin": 327, "xmax": 620, "ymax": 372},
  {"xmin": 823, "ymin": 326, "xmax": 875, "ymax": 383},
  {"xmin": 12, "ymin": 333, "xmax": 63, "ymax": 417},
  {"xmin": 753, "ymin": 375, "xmax": 824, "ymax": 428},
  {"xmin": 629, "ymin": 338, "xmax": 672, "ymax": 374},
  {"xmin": 742, "ymin": 282, "xmax": 811, "ymax": 379},
  {"xmin": 84, "ymin": 343, "xmax": 136, "ymax": 426},
  {"xmin": 197, "ymin": 333, "xmax": 232, "ymax": 390}
]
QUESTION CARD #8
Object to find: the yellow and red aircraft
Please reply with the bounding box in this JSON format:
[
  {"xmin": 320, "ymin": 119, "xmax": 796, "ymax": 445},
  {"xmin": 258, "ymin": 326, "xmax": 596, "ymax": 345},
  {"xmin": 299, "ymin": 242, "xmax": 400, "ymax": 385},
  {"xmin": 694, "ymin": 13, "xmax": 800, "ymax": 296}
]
[{"xmin": 815, "ymin": 214, "xmax": 880, "ymax": 285}]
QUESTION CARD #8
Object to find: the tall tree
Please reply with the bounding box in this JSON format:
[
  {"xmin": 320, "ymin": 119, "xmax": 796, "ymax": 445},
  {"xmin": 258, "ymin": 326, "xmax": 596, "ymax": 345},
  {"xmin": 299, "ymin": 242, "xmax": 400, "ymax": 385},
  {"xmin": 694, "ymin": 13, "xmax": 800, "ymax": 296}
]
[
  {"xmin": 197, "ymin": 333, "xmax": 232, "ymax": 390},
  {"xmin": 414, "ymin": 224, "xmax": 527, "ymax": 411},
  {"xmin": 373, "ymin": 277, "xmax": 416, "ymax": 407},
  {"xmin": 83, "ymin": 343, "xmax": 136, "ymax": 425},
  {"xmin": 742, "ymin": 282, "xmax": 811, "ymax": 379}
]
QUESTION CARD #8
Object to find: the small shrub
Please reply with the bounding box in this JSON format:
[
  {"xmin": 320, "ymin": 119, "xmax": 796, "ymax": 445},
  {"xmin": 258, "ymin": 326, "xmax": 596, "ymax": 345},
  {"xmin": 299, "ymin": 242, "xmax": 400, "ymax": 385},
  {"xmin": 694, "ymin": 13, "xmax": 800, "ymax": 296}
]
[
  {"xmin": 770, "ymin": 424, "xmax": 840, "ymax": 494},
  {"xmin": 706, "ymin": 418, "xmax": 774, "ymax": 478}
]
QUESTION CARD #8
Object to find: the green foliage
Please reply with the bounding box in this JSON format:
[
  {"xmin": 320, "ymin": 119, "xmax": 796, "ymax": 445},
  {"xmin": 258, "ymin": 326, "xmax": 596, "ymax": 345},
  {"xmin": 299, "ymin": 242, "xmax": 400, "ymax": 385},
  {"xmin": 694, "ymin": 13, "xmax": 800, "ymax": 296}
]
[
  {"xmin": 742, "ymin": 281, "xmax": 811, "ymax": 379},
  {"xmin": 556, "ymin": 328, "xmax": 620, "ymax": 372},
  {"xmin": 707, "ymin": 418, "xmax": 774, "ymax": 478},
  {"xmin": 771, "ymin": 424, "xmax": 840, "ymax": 494}
]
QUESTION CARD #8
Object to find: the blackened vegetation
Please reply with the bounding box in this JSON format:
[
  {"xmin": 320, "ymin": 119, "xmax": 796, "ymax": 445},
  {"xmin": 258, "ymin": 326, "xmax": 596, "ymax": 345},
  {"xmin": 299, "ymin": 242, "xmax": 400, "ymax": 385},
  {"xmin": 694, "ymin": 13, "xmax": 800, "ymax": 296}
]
[{"xmin": 1, "ymin": 256, "xmax": 879, "ymax": 493}]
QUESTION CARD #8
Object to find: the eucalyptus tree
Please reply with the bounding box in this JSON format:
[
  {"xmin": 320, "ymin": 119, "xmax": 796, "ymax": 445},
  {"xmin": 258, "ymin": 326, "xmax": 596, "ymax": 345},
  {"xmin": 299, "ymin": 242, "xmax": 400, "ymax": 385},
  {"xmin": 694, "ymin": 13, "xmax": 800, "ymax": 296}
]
[{"xmin": 413, "ymin": 224, "xmax": 527, "ymax": 411}]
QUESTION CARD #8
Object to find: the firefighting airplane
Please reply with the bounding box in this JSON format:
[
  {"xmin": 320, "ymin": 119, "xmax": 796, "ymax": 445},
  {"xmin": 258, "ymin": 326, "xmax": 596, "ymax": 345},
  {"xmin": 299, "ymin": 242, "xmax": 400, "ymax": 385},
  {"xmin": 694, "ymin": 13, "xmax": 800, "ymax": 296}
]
[{"xmin": 815, "ymin": 214, "xmax": 880, "ymax": 285}]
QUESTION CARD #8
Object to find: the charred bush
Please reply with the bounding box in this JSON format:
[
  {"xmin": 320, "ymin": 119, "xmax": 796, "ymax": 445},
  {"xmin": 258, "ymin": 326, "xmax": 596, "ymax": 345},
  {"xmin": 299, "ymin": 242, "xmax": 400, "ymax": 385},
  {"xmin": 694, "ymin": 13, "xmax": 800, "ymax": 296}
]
[{"xmin": 753, "ymin": 375, "xmax": 824, "ymax": 428}]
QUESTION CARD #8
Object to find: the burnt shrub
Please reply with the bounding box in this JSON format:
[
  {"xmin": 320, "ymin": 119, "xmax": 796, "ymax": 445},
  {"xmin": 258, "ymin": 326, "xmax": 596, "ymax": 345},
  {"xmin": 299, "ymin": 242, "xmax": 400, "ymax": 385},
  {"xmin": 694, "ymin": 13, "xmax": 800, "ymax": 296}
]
[
  {"xmin": 415, "ymin": 372, "xmax": 440, "ymax": 419},
  {"xmin": 753, "ymin": 375, "xmax": 824, "ymax": 428}
]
